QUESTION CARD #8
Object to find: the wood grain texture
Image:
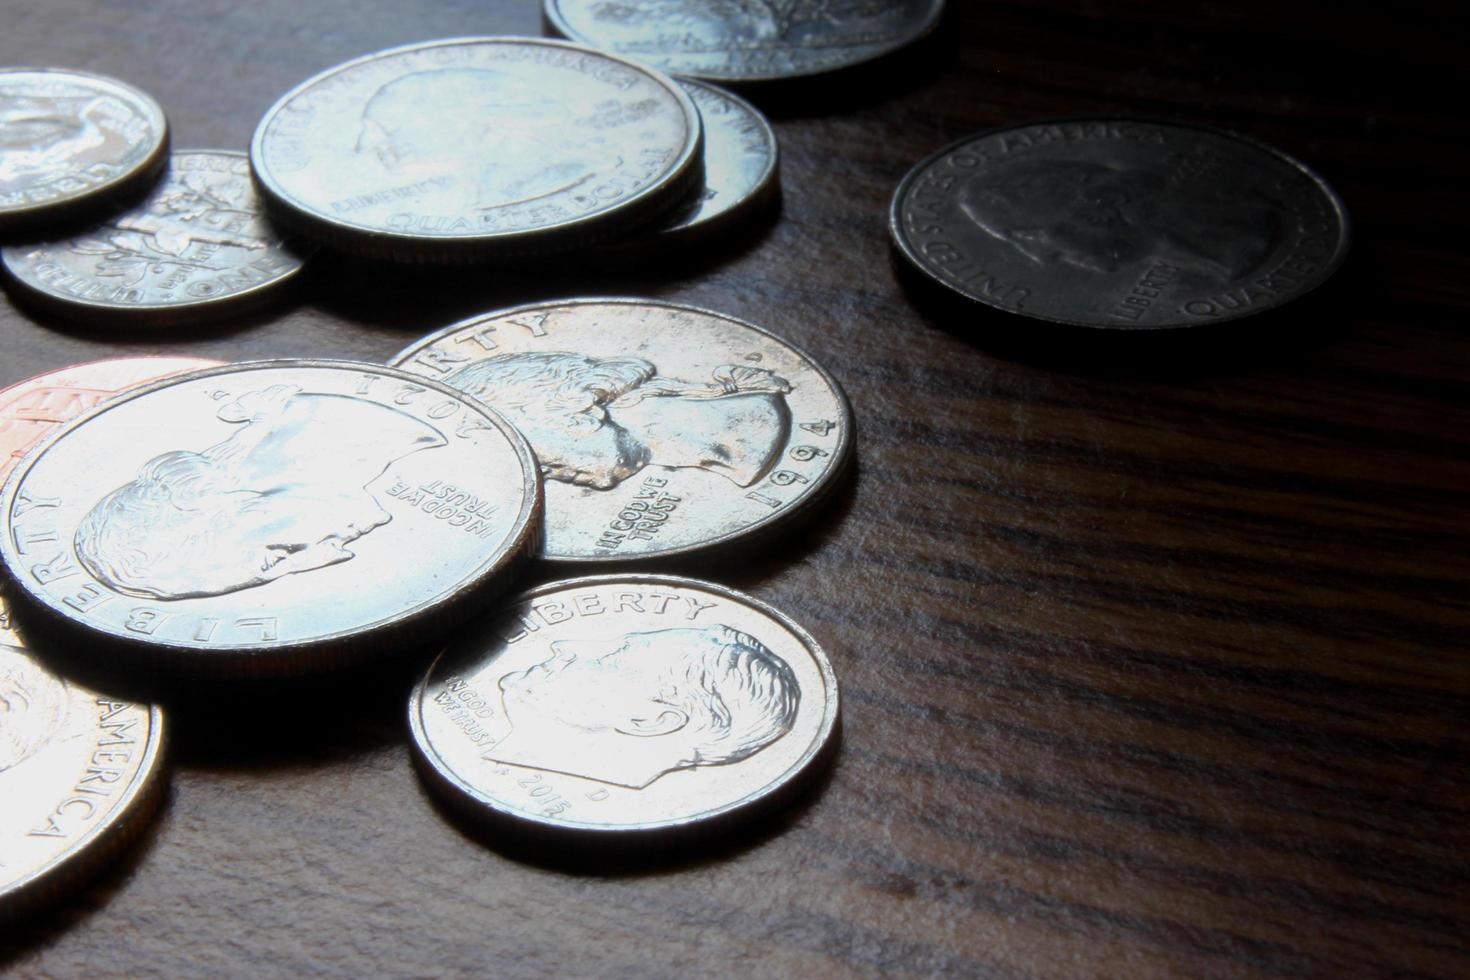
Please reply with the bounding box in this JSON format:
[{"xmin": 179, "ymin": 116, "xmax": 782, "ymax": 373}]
[{"xmin": 2, "ymin": 1, "xmax": 1467, "ymax": 977}]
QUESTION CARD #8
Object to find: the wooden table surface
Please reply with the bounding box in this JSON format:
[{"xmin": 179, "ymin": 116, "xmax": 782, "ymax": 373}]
[{"xmin": 3, "ymin": 2, "xmax": 1467, "ymax": 977}]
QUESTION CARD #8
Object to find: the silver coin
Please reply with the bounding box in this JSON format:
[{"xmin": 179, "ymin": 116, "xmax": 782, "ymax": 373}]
[
  {"xmin": 1, "ymin": 151, "xmax": 311, "ymax": 323},
  {"xmin": 0, "ymin": 68, "xmax": 169, "ymax": 234},
  {"xmin": 890, "ymin": 118, "xmax": 1351, "ymax": 329},
  {"xmin": 249, "ymin": 37, "xmax": 704, "ymax": 263},
  {"xmin": 0, "ymin": 360, "xmax": 542, "ymax": 677},
  {"xmin": 544, "ymin": 0, "xmax": 945, "ymax": 82},
  {"xmin": 654, "ymin": 79, "xmax": 778, "ymax": 240},
  {"xmin": 391, "ymin": 298, "xmax": 854, "ymax": 563},
  {"xmin": 409, "ymin": 574, "xmax": 839, "ymax": 838}
]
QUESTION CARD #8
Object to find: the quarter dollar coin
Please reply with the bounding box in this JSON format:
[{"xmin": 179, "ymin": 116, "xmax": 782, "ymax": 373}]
[
  {"xmin": 391, "ymin": 298, "xmax": 854, "ymax": 563},
  {"xmin": 249, "ymin": 37, "xmax": 704, "ymax": 263},
  {"xmin": 0, "ymin": 361, "xmax": 541, "ymax": 677},
  {"xmin": 890, "ymin": 118, "xmax": 1351, "ymax": 329},
  {"xmin": 409, "ymin": 575, "xmax": 840, "ymax": 839},
  {"xmin": 0, "ymin": 68, "xmax": 169, "ymax": 234}
]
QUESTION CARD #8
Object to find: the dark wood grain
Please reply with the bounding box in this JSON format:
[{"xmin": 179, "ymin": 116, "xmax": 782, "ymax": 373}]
[{"xmin": 2, "ymin": 2, "xmax": 1467, "ymax": 977}]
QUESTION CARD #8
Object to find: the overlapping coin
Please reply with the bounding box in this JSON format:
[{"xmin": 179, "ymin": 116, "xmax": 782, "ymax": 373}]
[
  {"xmin": 409, "ymin": 575, "xmax": 839, "ymax": 839},
  {"xmin": 0, "ymin": 68, "xmax": 169, "ymax": 234},
  {"xmin": 0, "ymin": 595, "xmax": 167, "ymax": 918},
  {"xmin": 890, "ymin": 118, "xmax": 1351, "ymax": 329},
  {"xmin": 392, "ymin": 298, "xmax": 853, "ymax": 563},
  {"xmin": 544, "ymin": 0, "xmax": 945, "ymax": 82},
  {"xmin": 2, "ymin": 151, "xmax": 311, "ymax": 323},
  {"xmin": 249, "ymin": 37, "xmax": 704, "ymax": 263},
  {"xmin": 0, "ymin": 360, "xmax": 541, "ymax": 676}
]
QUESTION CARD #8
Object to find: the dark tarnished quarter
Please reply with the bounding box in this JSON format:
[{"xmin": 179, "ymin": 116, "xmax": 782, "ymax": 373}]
[
  {"xmin": 545, "ymin": 0, "xmax": 945, "ymax": 82},
  {"xmin": 391, "ymin": 298, "xmax": 854, "ymax": 563},
  {"xmin": 890, "ymin": 119, "xmax": 1350, "ymax": 329},
  {"xmin": 249, "ymin": 37, "xmax": 704, "ymax": 263},
  {"xmin": 0, "ymin": 361, "xmax": 542, "ymax": 677},
  {"xmin": 409, "ymin": 574, "xmax": 840, "ymax": 839},
  {"xmin": 0, "ymin": 68, "xmax": 168, "ymax": 234},
  {"xmin": 2, "ymin": 151, "xmax": 311, "ymax": 323}
]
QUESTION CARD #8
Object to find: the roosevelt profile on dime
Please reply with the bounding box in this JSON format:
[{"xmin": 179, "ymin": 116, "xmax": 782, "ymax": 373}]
[
  {"xmin": 74, "ymin": 384, "xmax": 447, "ymax": 600},
  {"xmin": 488, "ymin": 624, "xmax": 800, "ymax": 789},
  {"xmin": 0, "ymin": 92, "xmax": 115, "ymax": 184}
]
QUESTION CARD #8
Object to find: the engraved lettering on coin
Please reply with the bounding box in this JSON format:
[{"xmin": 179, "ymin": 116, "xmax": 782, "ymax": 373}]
[
  {"xmin": 490, "ymin": 625, "xmax": 799, "ymax": 788},
  {"xmin": 446, "ymin": 353, "xmax": 790, "ymax": 490},
  {"xmin": 0, "ymin": 643, "xmax": 68, "ymax": 773},
  {"xmin": 75, "ymin": 384, "xmax": 446, "ymax": 600},
  {"xmin": 546, "ymin": 0, "xmax": 944, "ymax": 81},
  {"xmin": 657, "ymin": 79, "xmax": 778, "ymax": 238}
]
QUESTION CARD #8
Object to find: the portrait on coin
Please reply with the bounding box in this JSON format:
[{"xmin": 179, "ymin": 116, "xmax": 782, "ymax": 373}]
[
  {"xmin": 74, "ymin": 384, "xmax": 447, "ymax": 600},
  {"xmin": 0, "ymin": 91, "xmax": 124, "ymax": 184},
  {"xmin": 487, "ymin": 625, "xmax": 801, "ymax": 788},
  {"xmin": 0, "ymin": 646, "xmax": 69, "ymax": 773},
  {"xmin": 957, "ymin": 156, "xmax": 1281, "ymax": 279},
  {"xmin": 587, "ymin": 0, "xmax": 908, "ymax": 43},
  {"xmin": 445, "ymin": 351, "xmax": 792, "ymax": 490}
]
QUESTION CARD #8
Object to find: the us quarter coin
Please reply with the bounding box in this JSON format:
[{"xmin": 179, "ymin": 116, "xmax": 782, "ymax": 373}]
[
  {"xmin": 409, "ymin": 574, "xmax": 839, "ymax": 839},
  {"xmin": 391, "ymin": 299, "xmax": 854, "ymax": 563},
  {"xmin": 0, "ymin": 595, "xmax": 167, "ymax": 918},
  {"xmin": 890, "ymin": 118, "xmax": 1351, "ymax": 329},
  {"xmin": 0, "ymin": 361, "xmax": 542, "ymax": 677},
  {"xmin": 655, "ymin": 79, "xmax": 779, "ymax": 241},
  {"xmin": 544, "ymin": 0, "xmax": 945, "ymax": 82},
  {"xmin": 250, "ymin": 37, "xmax": 704, "ymax": 263},
  {"xmin": 0, "ymin": 356, "xmax": 223, "ymax": 486},
  {"xmin": 0, "ymin": 68, "xmax": 169, "ymax": 234},
  {"xmin": 2, "ymin": 151, "xmax": 312, "ymax": 323}
]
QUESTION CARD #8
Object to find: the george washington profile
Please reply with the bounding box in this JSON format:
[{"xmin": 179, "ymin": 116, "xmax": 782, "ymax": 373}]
[{"xmin": 487, "ymin": 625, "xmax": 800, "ymax": 788}]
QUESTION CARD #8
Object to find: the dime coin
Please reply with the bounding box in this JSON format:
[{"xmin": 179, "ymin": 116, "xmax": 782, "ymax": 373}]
[
  {"xmin": 250, "ymin": 37, "xmax": 704, "ymax": 263},
  {"xmin": 654, "ymin": 79, "xmax": 779, "ymax": 241},
  {"xmin": 409, "ymin": 574, "xmax": 839, "ymax": 839},
  {"xmin": 0, "ymin": 361, "xmax": 541, "ymax": 677},
  {"xmin": 0, "ymin": 595, "xmax": 167, "ymax": 918},
  {"xmin": 1, "ymin": 357, "xmax": 223, "ymax": 486},
  {"xmin": 391, "ymin": 299, "xmax": 854, "ymax": 563},
  {"xmin": 2, "ymin": 151, "xmax": 312, "ymax": 323},
  {"xmin": 890, "ymin": 118, "xmax": 1351, "ymax": 329},
  {"xmin": 544, "ymin": 0, "xmax": 945, "ymax": 82},
  {"xmin": 0, "ymin": 68, "xmax": 169, "ymax": 234}
]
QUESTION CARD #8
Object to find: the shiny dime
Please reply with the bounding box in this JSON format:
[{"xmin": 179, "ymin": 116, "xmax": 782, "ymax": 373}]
[
  {"xmin": 0, "ymin": 361, "xmax": 541, "ymax": 677},
  {"xmin": 249, "ymin": 37, "xmax": 704, "ymax": 263},
  {"xmin": 2, "ymin": 151, "xmax": 312, "ymax": 323},
  {"xmin": 0, "ymin": 68, "xmax": 168, "ymax": 234},
  {"xmin": 890, "ymin": 118, "xmax": 1351, "ymax": 329},
  {"xmin": 409, "ymin": 575, "xmax": 839, "ymax": 837},
  {"xmin": 391, "ymin": 298, "xmax": 853, "ymax": 563},
  {"xmin": 0, "ymin": 357, "xmax": 223, "ymax": 486},
  {"xmin": 654, "ymin": 79, "xmax": 778, "ymax": 240},
  {"xmin": 544, "ymin": 0, "xmax": 945, "ymax": 82},
  {"xmin": 0, "ymin": 595, "xmax": 166, "ymax": 917}
]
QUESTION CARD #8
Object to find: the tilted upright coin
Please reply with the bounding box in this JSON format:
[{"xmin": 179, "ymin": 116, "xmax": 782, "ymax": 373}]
[
  {"xmin": 250, "ymin": 37, "xmax": 704, "ymax": 263},
  {"xmin": 0, "ymin": 68, "xmax": 169, "ymax": 234},
  {"xmin": 2, "ymin": 151, "xmax": 312, "ymax": 323},
  {"xmin": 1, "ymin": 357, "xmax": 224, "ymax": 485},
  {"xmin": 653, "ymin": 79, "xmax": 779, "ymax": 241},
  {"xmin": 0, "ymin": 361, "xmax": 541, "ymax": 677},
  {"xmin": 392, "ymin": 299, "xmax": 853, "ymax": 563},
  {"xmin": 409, "ymin": 575, "xmax": 839, "ymax": 839},
  {"xmin": 545, "ymin": 0, "xmax": 945, "ymax": 82},
  {"xmin": 890, "ymin": 118, "xmax": 1351, "ymax": 329},
  {"xmin": 0, "ymin": 595, "xmax": 167, "ymax": 918}
]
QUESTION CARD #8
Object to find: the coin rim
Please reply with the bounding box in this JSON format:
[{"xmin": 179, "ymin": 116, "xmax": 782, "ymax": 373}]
[
  {"xmin": 0, "ymin": 67, "xmax": 170, "ymax": 232},
  {"xmin": 388, "ymin": 296, "xmax": 855, "ymax": 563},
  {"xmin": 0, "ymin": 150, "xmax": 313, "ymax": 324},
  {"xmin": 408, "ymin": 573, "xmax": 841, "ymax": 835},
  {"xmin": 0, "ymin": 359, "xmax": 544, "ymax": 675},
  {"xmin": 543, "ymin": 0, "xmax": 946, "ymax": 83},
  {"xmin": 659, "ymin": 78, "xmax": 780, "ymax": 241},
  {"xmin": 247, "ymin": 37, "xmax": 705, "ymax": 263},
  {"xmin": 888, "ymin": 115, "xmax": 1354, "ymax": 330},
  {"xmin": 0, "ymin": 695, "xmax": 167, "ymax": 919}
]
